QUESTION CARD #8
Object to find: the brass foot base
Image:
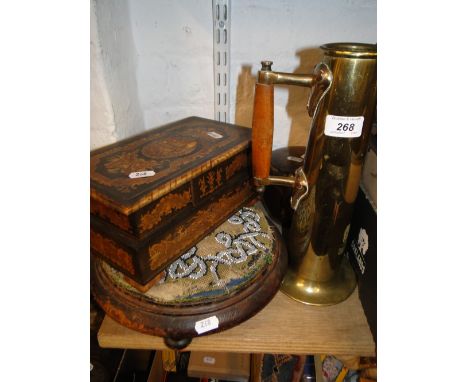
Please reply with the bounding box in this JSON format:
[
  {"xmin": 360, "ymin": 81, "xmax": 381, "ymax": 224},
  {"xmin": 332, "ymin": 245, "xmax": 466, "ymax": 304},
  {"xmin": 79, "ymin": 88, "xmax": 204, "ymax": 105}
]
[{"xmin": 280, "ymin": 258, "xmax": 357, "ymax": 306}]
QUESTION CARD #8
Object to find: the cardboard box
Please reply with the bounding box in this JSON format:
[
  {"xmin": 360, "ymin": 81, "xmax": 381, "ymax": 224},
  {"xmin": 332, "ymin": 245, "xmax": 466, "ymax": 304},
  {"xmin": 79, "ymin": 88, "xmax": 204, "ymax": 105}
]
[
  {"xmin": 188, "ymin": 352, "xmax": 250, "ymax": 382},
  {"xmin": 345, "ymin": 148, "xmax": 377, "ymax": 345}
]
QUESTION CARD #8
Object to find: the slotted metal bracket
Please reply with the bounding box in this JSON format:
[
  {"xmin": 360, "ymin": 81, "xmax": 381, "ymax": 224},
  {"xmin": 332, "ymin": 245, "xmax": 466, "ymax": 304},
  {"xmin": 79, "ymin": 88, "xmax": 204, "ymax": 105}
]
[{"xmin": 212, "ymin": 0, "xmax": 231, "ymax": 123}]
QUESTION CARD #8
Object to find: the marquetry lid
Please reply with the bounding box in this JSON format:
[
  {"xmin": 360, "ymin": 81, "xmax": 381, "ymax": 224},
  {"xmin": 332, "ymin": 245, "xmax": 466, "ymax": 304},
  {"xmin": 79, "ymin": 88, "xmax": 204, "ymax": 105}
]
[{"xmin": 91, "ymin": 117, "xmax": 251, "ymax": 214}]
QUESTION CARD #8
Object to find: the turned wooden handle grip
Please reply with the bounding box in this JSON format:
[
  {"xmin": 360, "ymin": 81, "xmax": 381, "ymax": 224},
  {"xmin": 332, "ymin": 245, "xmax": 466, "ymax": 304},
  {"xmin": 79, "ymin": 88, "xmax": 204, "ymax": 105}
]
[{"xmin": 252, "ymin": 83, "xmax": 274, "ymax": 180}]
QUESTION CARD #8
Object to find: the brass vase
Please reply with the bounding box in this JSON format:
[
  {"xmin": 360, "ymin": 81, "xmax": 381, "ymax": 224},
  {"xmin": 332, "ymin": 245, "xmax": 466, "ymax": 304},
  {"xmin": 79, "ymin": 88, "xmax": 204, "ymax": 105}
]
[{"xmin": 251, "ymin": 43, "xmax": 377, "ymax": 305}]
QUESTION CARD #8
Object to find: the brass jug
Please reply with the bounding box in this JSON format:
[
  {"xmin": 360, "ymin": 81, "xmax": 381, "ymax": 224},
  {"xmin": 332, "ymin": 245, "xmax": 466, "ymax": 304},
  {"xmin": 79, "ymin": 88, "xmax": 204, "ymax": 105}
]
[{"xmin": 251, "ymin": 43, "xmax": 377, "ymax": 305}]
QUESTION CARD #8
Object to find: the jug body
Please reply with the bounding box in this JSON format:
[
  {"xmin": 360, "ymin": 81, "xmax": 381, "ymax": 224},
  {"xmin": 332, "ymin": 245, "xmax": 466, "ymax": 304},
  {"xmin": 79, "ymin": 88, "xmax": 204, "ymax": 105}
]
[{"xmin": 282, "ymin": 43, "xmax": 377, "ymax": 304}]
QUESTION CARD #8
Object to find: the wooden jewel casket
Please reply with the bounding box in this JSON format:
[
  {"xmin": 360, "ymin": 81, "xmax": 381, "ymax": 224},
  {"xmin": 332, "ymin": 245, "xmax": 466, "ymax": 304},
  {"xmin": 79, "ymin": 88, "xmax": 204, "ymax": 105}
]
[{"xmin": 90, "ymin": 117, "xmax": 256, "ymax": 290}]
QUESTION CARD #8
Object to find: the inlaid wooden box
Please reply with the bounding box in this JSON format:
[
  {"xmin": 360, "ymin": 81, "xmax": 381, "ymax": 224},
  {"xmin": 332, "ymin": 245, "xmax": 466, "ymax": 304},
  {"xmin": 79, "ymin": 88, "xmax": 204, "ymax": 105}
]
[{"xmin": 91, "ymin": 116, "xmax": 255, "ymax": 290}]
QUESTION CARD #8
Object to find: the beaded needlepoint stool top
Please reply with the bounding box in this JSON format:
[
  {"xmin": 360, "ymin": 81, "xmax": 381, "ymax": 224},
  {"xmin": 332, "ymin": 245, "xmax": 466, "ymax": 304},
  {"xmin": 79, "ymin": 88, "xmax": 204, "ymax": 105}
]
[{"xmin": 91, "ymin": 203, "xmax": 287, "ymax": 349}]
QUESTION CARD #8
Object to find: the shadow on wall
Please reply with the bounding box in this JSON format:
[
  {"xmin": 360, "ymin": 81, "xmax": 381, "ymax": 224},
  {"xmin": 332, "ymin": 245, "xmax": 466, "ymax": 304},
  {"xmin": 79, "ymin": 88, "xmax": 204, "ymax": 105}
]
[
  {"xmin": 285, "ymin": 47, "xmax": 323, "ymax": 148},
  {"xmin": 234, "ymin": 65, "xmax": 256, "ymax": 128},
  {"xmin": 233, "ymin": 47, "xmax": 323, "ymax": 149}
]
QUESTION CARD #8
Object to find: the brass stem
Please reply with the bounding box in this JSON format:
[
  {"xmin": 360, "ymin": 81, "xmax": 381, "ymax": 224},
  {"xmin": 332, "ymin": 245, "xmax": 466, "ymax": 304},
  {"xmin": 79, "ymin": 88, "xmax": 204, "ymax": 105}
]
[
  {"xmin": 254, "ymin": 175, "xmax": 296, "ymax": 188},
  {"xmin": 258, "ymin": 71, "xmax": 316, "ymax": 87}
]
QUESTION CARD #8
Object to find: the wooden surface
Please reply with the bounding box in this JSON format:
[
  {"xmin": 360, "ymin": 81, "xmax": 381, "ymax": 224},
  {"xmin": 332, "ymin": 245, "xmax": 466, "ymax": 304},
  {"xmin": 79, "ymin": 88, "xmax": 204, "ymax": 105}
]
[{"xmin": 98, "ymin": 287, "xmax": 375, "ymax": 356}]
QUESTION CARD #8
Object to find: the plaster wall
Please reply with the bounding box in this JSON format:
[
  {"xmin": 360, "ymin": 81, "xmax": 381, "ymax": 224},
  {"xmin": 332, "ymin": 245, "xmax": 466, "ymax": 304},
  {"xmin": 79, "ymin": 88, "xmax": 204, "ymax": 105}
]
[
  {"xmin": 90, "ymin": 0, "xmax": 116, "ymax": 149},
  {"xmin": 128, "ymin": 0, "xmax": 214, "ymax": 129},
  {"xmin": 91, "ymin": 0, "xmax": 144, "ymax": 148}
]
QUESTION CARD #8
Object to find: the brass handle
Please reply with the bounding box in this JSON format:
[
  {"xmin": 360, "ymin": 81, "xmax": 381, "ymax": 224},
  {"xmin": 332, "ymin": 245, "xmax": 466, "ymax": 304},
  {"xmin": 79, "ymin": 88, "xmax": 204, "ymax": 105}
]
[
  {"xmin": 251, "ymin": 61, "xmax": 333, "ymax": 198},
  {"xmin": 251, "ymin": 82, "xmax": 274, "ymax": 191}
]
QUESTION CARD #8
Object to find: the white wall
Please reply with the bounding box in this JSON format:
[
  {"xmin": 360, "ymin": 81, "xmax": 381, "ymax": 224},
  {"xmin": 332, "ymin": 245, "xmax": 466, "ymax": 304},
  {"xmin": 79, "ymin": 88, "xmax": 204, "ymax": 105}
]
[
  {"xmin": 128, "ymin": 0, "xmax": 214, "ymax": 129},
  {"xmin": 92, "ymin": 0, "xmax": 144, "ymax": 148},
  {"xmin": 90, "ymin": 0, "xmax": 116, "ymax": 149},
  {"xmin": 91, "ymin": 0, "xmax": 376, "ymax": 149}
]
